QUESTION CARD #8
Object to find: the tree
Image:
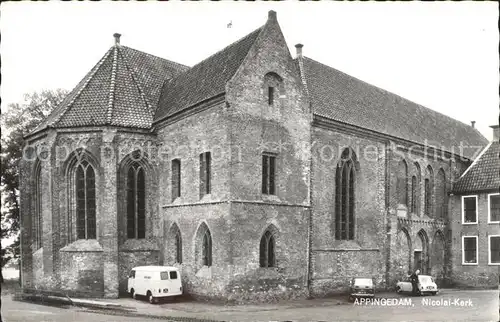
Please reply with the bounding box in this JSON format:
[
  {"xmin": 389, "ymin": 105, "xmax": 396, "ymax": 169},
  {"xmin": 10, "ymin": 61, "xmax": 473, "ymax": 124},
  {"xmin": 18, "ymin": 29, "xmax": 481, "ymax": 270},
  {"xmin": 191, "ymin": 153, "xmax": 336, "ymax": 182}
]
[{"xmin": 1, "ymin": 89, "xmax": 68, "ymax": 283}]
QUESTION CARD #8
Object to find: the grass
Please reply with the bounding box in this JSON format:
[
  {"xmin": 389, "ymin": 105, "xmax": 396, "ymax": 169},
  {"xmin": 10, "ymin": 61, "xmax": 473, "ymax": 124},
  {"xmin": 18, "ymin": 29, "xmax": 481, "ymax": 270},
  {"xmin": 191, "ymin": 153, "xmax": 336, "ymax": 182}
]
[{"xmin": 1, "ymin": 278, "xmax": 21, "ymax": 295}]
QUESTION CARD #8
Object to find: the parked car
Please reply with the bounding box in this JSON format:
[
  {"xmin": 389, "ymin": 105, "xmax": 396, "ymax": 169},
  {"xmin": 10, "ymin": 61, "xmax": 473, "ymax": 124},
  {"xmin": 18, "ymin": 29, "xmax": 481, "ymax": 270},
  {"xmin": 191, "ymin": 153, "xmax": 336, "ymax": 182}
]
[
  {"xmin": 128, "ymin": 266, "xmax": 183, "ymax": 304},
  {"xmin": 349, "ymin": 277, "xmax": 375, "ymax": 301},
  {"xmin": 396, "ymin": 274, "xmax": 438, "ymax": 296}
]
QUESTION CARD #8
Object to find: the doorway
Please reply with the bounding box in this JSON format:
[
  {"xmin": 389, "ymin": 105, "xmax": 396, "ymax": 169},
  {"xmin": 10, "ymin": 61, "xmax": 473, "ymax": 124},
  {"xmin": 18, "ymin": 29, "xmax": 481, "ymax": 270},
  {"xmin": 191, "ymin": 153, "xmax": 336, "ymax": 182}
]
[{"xmin": 414, "ymin": 250, "xmax": 422, "ymax": 273}]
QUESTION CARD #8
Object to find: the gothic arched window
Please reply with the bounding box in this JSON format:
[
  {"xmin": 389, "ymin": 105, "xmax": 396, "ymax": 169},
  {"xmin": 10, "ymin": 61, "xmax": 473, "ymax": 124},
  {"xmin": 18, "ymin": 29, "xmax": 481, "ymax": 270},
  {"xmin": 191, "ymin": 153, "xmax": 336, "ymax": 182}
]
[
  {"xmin": 335, "ymin": 148, "xmax": 356, "ymax": 240},
  {"xmin": 127, "ymin": 163, "xmax": 146, "ymax": 239},
  {"xmin": 260, "ymin": 227, "xmax": 277, "ymax": 267},
  {"xmin": 397, "ymin": 160, "xmax": 408, "ymax": 206},
  {"xmin": 33, "ymin": 160, "xmax": 43, "ymax": 249},
  {"xmin": 75, "ymin": 160, "xmax": 96, "ymax": 239},
  {"xmin": 202, "ymin": 228, "xmax": 212, "ymax": 267}
]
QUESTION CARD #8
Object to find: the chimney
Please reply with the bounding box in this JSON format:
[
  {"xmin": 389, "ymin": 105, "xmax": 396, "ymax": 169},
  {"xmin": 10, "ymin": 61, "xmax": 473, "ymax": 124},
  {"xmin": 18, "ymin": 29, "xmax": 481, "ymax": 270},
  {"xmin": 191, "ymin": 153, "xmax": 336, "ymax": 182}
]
[
  {"xmin": 471, "ymin": 121, "xmax": 475, "ymax": 128},
  {"xmin": 491, "ymin": 124, "xmax": 499, "ymax": 141},
  {"xmin": 295, "ymin": 44, "xmax": 303, "ymax": 58},
  {"xmin": 268, "ymin": 10, "xmax": 277, "ymax": 22},
  {"xmin": 113, "ymin": 33, "xmax": 121, "ymax": 46}
]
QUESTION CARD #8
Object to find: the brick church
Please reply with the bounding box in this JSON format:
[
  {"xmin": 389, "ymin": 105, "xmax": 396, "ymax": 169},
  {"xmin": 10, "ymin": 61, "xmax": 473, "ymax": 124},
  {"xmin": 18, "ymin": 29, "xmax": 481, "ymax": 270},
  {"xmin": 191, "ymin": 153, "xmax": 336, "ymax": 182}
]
[{"xmin": 20, "ymin": 11, "xmax": 490, "ymax": 301}]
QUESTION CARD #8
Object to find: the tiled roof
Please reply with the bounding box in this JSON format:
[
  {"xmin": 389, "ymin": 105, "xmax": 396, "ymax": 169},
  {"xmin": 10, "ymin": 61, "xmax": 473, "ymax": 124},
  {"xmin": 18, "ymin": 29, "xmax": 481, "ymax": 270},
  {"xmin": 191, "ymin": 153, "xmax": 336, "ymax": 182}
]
[
  {"xmin": 154, "ymin": 27, "xmax": 263, "ymax": 123},
  {"xmin": 452, "ymin": 142, "xmax": 500, "ymax": 193},
  {"xmin": 29, "ymin": 45, "xmax": 188, "ymax": 135},
  {"xmin": 298, "ymin": 57, "xmax": 488, "ymax": 159}
]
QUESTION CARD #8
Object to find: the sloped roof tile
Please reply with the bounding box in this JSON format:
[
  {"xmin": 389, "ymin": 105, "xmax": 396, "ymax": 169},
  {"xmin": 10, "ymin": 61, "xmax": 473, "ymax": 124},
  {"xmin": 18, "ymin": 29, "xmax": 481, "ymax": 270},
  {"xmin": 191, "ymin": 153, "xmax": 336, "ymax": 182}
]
[
  {"xmin": 452, "ymin": 142, "xmax": 500, "ymax": 193},
  {"xmin": 154, "ymin": 27, "xmax": 262, "ymax": 123},
  {"xmin": 29, "ymin": 45, "xmax": 188, "ymax": 135},
  {"xmin": 299, "ymin": 57, "xmax": 488, "ymax": 159}
]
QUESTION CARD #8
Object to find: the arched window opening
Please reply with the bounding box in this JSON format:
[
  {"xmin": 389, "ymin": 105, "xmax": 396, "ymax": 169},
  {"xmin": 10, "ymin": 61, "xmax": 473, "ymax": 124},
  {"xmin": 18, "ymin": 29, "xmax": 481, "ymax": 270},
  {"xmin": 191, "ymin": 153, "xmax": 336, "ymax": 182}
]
[
  {"xmin": 335, "ymin": 148, "xmax": 356, "ymax": 240},
  {"xmin": 411, "ymin": 176, "xmax": 417, "ymax": 213},
  {"xmin": 75, "ymin": 160, "xmax": 96, "ymax": 240},
  {"xmin": 260, "ymin": 229, "xmax": 277, "ymax": 267},
  {"xmin": 397, "ymin": 160, "xmax": 408, "ymax": 206},
  {"xmin": 127, "ymin": 162, "xmax": 146, "ymax": 239},
  {"xmin": 202, "ymin": 228, "xmax": 212, "ymax": 267},
  {"xmin": 263, "ymin": 72, "xmax": 284, "ymax": 107},
  {"xmin": 425, "ymin": 166, "xmax": 434, "ymax": 218},
  {"xmin": 33, "ymin": 160, "xmax": 43, "ymax": 249},
  {"xmin": 175, "ymin": 231, "xmax": 182, "ymax": 264},
  {"xmin": 436, "ymin": 169, "xmax": 446, "ymax": 221}
]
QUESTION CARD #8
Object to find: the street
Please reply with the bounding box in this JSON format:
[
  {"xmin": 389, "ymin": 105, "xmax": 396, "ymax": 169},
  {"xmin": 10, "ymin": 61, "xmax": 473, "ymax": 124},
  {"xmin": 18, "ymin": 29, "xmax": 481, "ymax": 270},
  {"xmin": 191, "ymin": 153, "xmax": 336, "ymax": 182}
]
[
  {"xmin": 0, "ymin": 296, "xmax": 160, "ymax": 322},
  {"xmin": 1, "ymin": 289, "xmax": 498, "ymax": 321}
]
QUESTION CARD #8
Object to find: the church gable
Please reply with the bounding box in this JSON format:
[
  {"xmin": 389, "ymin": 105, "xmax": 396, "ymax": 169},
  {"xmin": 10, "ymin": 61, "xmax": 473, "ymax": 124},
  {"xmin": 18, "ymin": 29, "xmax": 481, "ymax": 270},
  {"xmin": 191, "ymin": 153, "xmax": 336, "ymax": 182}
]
[{"xmin": 154, "ymin": 27, "xmax": 263, "ymax": 124}]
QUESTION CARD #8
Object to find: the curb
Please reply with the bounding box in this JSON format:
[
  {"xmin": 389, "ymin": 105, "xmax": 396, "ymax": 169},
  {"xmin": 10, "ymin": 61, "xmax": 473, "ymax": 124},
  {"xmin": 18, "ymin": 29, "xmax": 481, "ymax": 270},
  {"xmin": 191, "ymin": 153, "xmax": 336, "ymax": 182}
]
[{"xmin": 14, "ymin": 293, "xmax": 136, "ymax": 312}]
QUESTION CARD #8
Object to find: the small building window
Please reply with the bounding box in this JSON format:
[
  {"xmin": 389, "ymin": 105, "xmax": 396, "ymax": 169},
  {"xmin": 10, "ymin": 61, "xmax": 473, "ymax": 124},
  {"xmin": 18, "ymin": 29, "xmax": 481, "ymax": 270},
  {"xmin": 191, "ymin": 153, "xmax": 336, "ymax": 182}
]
[
  {"xmin": 260, "ymin": 229, "xmax": 276, "ymax": 268},
  {"xmin": 262, "ymin": 154, "xmax": 276, "ymax": 195},
  {"xmin": 462, "ymin": 236, "xmax": 478, "ymax": 265},
  {"xmin": 488, "ymin": 235, "xmax": 500, "ymax": 265},
  {"xmin": 171, "ymin": 159, "xmax": 181, "ymax": 201},
  {"xmin": 268, "ymin": 86, "xmax": 275, "ymax": 106},
  {"xmin": 462, "ymin": 195, "xmax": 477, "ymax": 224},
  {"xmin": 488, "ymin": 194, "xmax": 500, "ymax": 223},
  {"xmin": 199, "ymin": 152, "xmax": 211, "ymax": 198}
]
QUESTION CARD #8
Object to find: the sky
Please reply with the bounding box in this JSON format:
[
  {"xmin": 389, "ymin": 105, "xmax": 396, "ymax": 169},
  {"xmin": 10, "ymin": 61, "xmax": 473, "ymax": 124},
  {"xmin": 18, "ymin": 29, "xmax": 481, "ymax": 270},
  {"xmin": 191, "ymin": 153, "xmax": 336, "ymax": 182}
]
[{"xmin": 1, "ymin": 2, "xmax": 498, "ymax": 140}]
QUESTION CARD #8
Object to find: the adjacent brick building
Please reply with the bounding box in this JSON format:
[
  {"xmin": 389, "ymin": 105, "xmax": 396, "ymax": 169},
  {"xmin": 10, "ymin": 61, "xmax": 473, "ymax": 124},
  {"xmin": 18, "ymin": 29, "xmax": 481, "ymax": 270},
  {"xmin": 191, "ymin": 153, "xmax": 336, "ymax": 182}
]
[
  {"xmin": 449, "ymin": 125, "xmax": 500, "ymax": 288},
  {"xmin": 20, "ymin": 11, "xmax": 490, "ymax": 301}
]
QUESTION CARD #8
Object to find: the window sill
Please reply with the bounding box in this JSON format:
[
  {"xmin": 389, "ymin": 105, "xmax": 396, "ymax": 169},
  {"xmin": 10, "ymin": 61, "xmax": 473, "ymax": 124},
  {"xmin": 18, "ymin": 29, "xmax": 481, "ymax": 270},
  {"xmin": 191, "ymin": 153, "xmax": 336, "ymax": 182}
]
[
  {"xmin": 461, "ymin": 262, "xmax": 478, "ymax": 266},
  {"xmin": 462, "ymin": 222, "xmax": 478, "ymax": 225},
  {"xmin": 60, "ymin": 239, "xmax": 103, "ymax": 252},
  {"xmin": 262, "ymin": 194, "xmax": 280, "ymax": 202},
  {"xmin": 119, "ymin": 239, "xmax": 159, "ymax": 252},
  {"xmin": 488, "ymin": 262, "xmax": 500, "ymax": 266},
  {"xmin": 488, "ymin": 221, "xmax": 500, "ymax": 224}
]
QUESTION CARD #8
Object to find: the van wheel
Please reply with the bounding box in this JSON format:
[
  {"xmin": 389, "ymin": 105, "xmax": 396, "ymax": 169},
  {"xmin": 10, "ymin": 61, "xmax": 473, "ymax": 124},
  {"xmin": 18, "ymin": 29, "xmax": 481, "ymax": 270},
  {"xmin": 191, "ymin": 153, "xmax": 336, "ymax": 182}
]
[
  {"xmin": 396, "ymin": 286, "xmax": 402, "ymax": 294},
  {"xmin": 130, "ymin": 289, "xmax": 136, "ymax": 299},
  {"xmin": 147, "ymin": 291, "xmax": 156, "ymax": 304}
]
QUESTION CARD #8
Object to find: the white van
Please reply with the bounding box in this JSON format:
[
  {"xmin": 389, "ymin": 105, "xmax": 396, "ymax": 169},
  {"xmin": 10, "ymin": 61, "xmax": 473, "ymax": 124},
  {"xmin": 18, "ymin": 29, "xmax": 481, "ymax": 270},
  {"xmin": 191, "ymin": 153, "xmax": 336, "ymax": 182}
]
[{"xmin": 127, "ymin": 266, "xmax": 182, "ymax": 304}]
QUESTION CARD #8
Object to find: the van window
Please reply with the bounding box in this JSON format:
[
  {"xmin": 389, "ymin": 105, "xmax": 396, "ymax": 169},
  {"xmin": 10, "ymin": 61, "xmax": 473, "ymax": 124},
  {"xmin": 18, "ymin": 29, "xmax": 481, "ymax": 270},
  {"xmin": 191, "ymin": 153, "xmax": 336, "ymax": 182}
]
[
  {"xmin": 169, "ymin": 271, "xmax": 178, "ymax": 280},
  {"xmin": 160, "ymin": 272, "xmax": 169, "ymax": 280},
  {"xmin": 129, "ymin": 270, "xmax": 135, "ymax": 278}
]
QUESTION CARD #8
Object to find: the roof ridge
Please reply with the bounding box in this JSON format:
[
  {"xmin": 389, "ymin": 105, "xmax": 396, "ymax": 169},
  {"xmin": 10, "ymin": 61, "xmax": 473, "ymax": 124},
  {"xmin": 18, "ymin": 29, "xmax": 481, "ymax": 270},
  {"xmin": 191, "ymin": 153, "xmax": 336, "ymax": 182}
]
[
  {"xmin": 121, "ymin": 45, "xmax": 190, "ymax": 71},
  {"xmin": 457, "ymin": 142, "xmax": 492, "ymax": 180},
  {"xmin": 50, "ymin": 48, "xmax": 114, "ymax": 127},
  {"xmin": 180, "ymin": 27, "xmax": 263, "ymax": 76},
  {"xmin": 118, "ymin": 46, "xmax": 155, "ymax": 117},
  {"xmin": 106, "ymin": 46, "xmax": 119, "ymax": 124},
  {"xmin": 302, "ymin": 56, "xmax": 484, "ymax": 135}
]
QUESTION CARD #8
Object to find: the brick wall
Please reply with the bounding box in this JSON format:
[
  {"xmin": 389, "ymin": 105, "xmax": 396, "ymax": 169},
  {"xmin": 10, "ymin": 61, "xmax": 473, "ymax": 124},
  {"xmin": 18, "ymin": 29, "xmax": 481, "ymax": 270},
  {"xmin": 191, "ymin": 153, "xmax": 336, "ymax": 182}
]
[{"xmin": 450, "ymin": 193, "xmax": 500, "ymax": 288}]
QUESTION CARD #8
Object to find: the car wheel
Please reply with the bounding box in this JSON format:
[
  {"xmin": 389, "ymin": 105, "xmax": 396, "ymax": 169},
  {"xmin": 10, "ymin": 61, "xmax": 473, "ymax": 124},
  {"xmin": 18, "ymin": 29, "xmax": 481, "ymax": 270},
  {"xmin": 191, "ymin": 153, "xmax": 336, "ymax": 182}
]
[
  {"xmin": 432, "ymin": 292, "xmax": 437, "ymax": 296},
  {"xmin": 396, "ymin": 286, "xmax": 402, "ymax": 294},
  {"xmin": 147, "ymin": 291, "xmax": 156, "ymax": 304},
  {"xmin": 131, "ymin": 289, "xmax": 137, "ymax": 299}
]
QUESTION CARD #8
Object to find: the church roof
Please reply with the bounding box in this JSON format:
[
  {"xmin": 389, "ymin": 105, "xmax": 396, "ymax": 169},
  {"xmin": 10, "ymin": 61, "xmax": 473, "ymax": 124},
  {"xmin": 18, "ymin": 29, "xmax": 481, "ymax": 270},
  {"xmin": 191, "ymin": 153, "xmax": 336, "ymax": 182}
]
[
  {"xmin": 452, "ymin": 142, "xmax": 500, "ymax": 194},
  {"xmin": 30, "ymin": 44, "xmax": 188, "ymax": 135},
  {"xmin": 154, "ymin": 27, "xmax": 263, "ymax": 123},
  {"xmin": 298, "ymin": 57, "xmax": 488, "ymax": 159}
]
